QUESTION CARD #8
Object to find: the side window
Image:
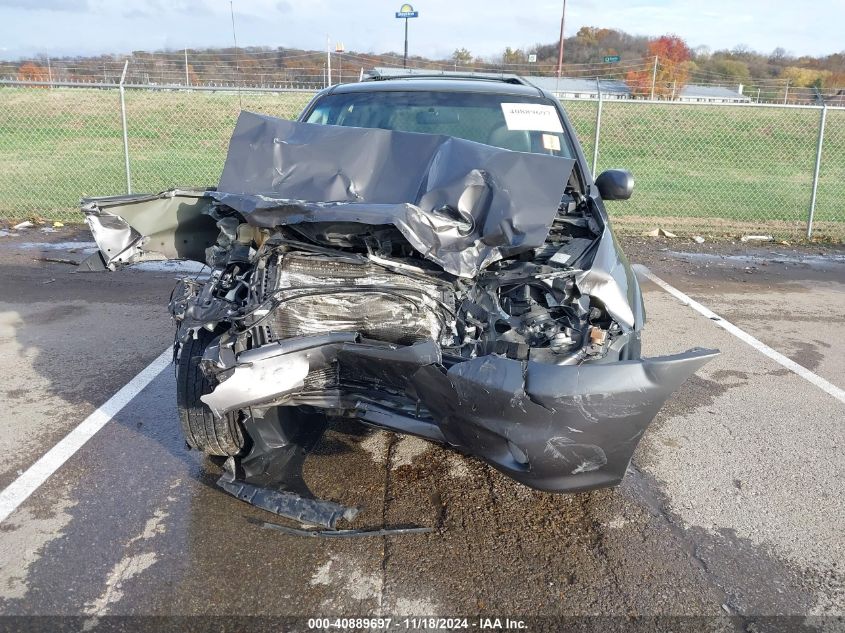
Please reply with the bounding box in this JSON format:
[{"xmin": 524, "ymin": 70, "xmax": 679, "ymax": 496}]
[{"xmin": 305, "ymin": 105, "xmax": 331, "ymax": 125}]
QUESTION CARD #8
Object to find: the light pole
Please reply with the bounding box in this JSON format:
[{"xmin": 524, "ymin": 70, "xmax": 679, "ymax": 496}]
[{"xmin": 395, "ymin": 4, "xmax": 419, "ymax": 69}]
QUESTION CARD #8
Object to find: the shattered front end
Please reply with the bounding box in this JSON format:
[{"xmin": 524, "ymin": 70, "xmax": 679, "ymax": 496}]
[{"xmin": 82, "ymin": 112, "xmax": 716, "ymax": 527}]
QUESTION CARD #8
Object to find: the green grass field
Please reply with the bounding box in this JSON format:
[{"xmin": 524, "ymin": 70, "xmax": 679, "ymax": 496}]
[{"xmin": 1, "ymin": 87, "xmax": 843, "ymax": 238}]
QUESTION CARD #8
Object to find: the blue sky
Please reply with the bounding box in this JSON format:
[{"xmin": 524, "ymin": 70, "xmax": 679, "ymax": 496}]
[{"xmin": 0, "ymin": 0, "xmax": 841, "ymax": 60}]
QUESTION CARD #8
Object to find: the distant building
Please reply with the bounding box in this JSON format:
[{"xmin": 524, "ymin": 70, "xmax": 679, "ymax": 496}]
[{"xmin": 676, "ymin": 84, "xmax": 750, "ymax": 104}]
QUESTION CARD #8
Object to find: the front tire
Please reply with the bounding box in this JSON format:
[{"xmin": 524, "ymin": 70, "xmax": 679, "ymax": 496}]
[{"xmin": 176, "ymin": 330, "xmax": 246, "ymax": 456}]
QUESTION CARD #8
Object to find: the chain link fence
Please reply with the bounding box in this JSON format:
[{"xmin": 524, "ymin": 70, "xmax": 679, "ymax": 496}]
[
  {"xmin": 588, "ymin": 100, "xmax": 844, "ymax": 239},
  {"xmin": 0, "ymin": 81, "xmax": 843, "ymax": 240}
]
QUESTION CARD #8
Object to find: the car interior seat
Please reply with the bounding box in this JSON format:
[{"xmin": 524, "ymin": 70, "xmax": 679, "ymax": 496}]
[{"xmin": 487, "ymin": 125, "xmax": 532, "ymax": 152}]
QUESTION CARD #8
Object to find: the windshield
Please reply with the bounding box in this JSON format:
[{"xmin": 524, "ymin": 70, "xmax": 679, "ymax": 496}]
[{"xmin": 304, "ymin": 90, "xmax": 575, "ymax": 159}]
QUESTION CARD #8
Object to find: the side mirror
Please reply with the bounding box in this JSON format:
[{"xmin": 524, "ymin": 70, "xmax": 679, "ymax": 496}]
[{"xmin": 595, "ymin": 169, "xmax": 634, "ymax": 201}]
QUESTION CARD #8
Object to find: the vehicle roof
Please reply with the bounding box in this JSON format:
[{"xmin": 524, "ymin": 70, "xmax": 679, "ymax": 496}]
[{"xmin": 329, "ymin": 76, "xmax": 547, "ymax": 98}]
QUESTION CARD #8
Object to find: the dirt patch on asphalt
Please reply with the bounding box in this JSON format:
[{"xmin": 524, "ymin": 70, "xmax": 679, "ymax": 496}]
[{"xmin": 621, "ymin": 235, "xmax": 845, "ymax": 291}]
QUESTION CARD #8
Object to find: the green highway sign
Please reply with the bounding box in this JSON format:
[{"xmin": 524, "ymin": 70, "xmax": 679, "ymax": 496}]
[{"xmin": 603, "ymin": 55, "xmax": 621, "ymax": 63}]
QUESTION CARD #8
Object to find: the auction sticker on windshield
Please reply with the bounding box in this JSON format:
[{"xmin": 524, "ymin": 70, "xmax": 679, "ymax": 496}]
[{"xmin": 501, "ymin": 103, "xmax": 563, "ymax": 133}]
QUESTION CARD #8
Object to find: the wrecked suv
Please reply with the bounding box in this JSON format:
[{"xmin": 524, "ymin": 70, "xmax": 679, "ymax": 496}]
[{"xmin": 82, "ymin": 75, "xmax": 716, "ymax": 528}]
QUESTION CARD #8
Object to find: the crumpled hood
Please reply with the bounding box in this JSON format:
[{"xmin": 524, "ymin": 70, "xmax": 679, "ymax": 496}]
[{"xmin": 213, "ymin": 111, "xmax": 575, "ymax": 278}]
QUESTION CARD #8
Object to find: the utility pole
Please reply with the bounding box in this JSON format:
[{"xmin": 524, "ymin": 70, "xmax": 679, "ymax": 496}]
[
  {"xmin": 555, "ymin": 0, "xmax": 566, "ymax": 78},
  {"xmin": 46, "ymin": 56, "xmax": 52, "ymax": 88},
  {"xmin": 326, "ymin": 35, "xmax": 332, "ymax": 87},
  {"xmin": 650, "ymin": 55, "xmax": 658, "ymax": 100},
  {"xmin": 184, "ymin": 48, "xmax": 189, "ymax": 86},
  {"xmin": 229, "ymin": 1, "xmax": 241, "ymax": 109},
  {"xmin": 784, "ymin": 79, "xmax": 790, "ymax": 104}
]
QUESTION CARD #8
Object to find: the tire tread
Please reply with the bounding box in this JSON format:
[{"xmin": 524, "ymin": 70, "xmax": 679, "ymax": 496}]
[{"xmin": 176, "ymin": 331, "xmax": 244, "ymax": 456}]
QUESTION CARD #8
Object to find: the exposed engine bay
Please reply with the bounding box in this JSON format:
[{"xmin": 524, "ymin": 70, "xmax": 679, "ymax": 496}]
[
  {"xmin": 81, "ymin": 112, "xmax": 716, "ymax": 528},
  {"xmin": 174, "ymin": 186, "xmax": 628, "ymax": 379}
]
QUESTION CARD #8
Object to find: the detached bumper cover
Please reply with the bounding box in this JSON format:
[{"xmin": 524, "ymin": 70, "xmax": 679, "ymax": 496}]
[{"xmin": 412, "ymin": 348, "xmax": 717, "ymax": 492}]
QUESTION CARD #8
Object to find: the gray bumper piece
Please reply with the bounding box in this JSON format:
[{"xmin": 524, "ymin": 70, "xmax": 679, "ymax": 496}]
[
  {"xmin": 218, "ymin": 467, "xmax": 358, "ymax": 528},
  {"xmin": 411, "ymin": 348, "xmax": 718, "ymax": 492}
]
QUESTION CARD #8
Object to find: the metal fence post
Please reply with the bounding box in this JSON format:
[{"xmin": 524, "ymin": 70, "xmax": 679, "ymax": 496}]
[
  {"xmin": 118, "ymin": 60, "xmax": 132, "ymax": 194},
  {"xmin": 807, "ymin": 101, "xmax": 827, "ymax": 239},
  {"xmin": 650, "ymin": 55, "xmax": 657, "ymax": 100},
  {"xmin": 592, "ymin": 77, "xmax": 603, "ymax": 176}
]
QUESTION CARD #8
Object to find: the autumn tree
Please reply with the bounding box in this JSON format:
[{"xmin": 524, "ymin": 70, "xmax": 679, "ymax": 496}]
[
  {"xmin": 501, "ymin": 47, "xmax": 526, "ymax": 65},
  {"xmin": 17, "ymin": 62, "xmax": 49, "ymax": 83},
  {"xmin": 710, "ymin": 58, "xmax": 752, "ymax": 84},
  {"xmin": 185, "ymin": 64, "xmax": 200, "ymax": 86},
  {"xmin": 692, "ymin": 45, "xmax": 711, "ymax": 59},
  {"xmin": 827, "ymin": 69, "xmax": 845, "ymax": 92},
  {"xmin": 536, "ymin": 27, "xmax": 648, "ymax": 66},
  {"xmin": 769, "ymin": 47, "xmax": 790, "ymax": 64},
  {"xmin": 626, "ymin": 35, "xmax": 691, "ymax": 99},
  {"xmin": 781, "ymin": 65, "xmax": 831, "ymax": 88},
  {"xmin": 574, "ymin": 26, "xmax": 614, "ymax": 46},
  {"xmin": 452, "ymin": 48, "xmax": 473, "ymax": 67}
]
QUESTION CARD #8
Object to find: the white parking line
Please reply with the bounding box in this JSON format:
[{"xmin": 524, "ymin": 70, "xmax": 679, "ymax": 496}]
[
  {"xmin": 635, "ymin": 265, "xmax": 845, "ymax": 406},
  {"xmin": 0, "ymin": 348, "xmax": 172, "ymax": 524}
]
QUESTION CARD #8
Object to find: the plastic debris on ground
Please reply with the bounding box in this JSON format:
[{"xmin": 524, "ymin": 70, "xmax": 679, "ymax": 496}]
[{"xmin": 643, "ymin": 227, "xmax": 678, "ymax": 238}]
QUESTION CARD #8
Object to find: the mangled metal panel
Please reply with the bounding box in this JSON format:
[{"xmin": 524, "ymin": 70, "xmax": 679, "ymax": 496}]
[
  {"xmin": 213, "ymin": 112, "xmax": 576, "ymax": 278},
  {"xmin": 574, "ymin": 223, "xmax": 644, "ymax": 330},
  {"xmin": 81, "ymin": 190, "xmax": 218, "ymax": 268}
]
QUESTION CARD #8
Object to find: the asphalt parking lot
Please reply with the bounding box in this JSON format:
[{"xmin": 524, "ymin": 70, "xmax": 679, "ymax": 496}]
[{"xmin": 0, "ymin": 226, "xmax": 843, "ymax": 629}]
